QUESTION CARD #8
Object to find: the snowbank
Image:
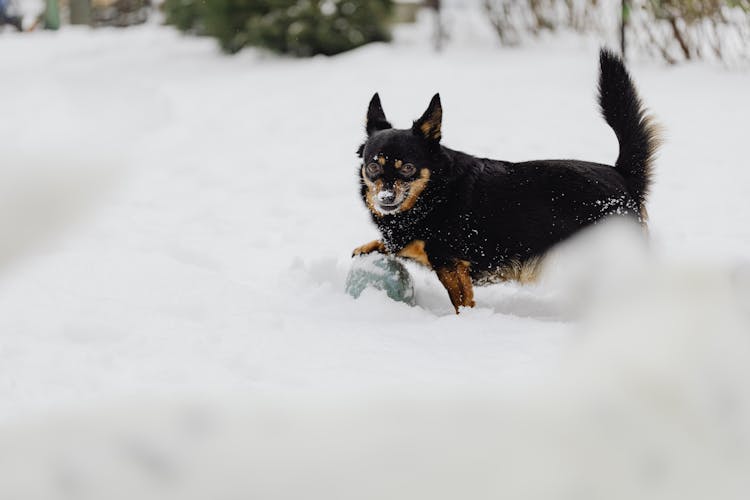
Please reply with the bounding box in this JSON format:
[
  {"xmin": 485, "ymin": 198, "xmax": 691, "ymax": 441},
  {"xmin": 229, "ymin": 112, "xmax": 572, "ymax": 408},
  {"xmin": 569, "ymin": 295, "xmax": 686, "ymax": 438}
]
[
  {"xmin": 2, "ymin": 222, "xmax": 749, "ymax": 499},
  {"xmin": 1, "ymin": 17, "xmax": 749, "ymax": 499}
]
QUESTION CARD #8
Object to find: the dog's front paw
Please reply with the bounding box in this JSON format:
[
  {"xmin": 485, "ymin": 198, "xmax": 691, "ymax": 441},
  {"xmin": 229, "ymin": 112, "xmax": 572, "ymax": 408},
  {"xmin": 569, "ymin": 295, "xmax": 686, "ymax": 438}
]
[
  {"xmin": 435, "ymin": 260, "xmax": 475, "ymax": 314},
  {"xmin": 352, "ymin": 240, "xmax": 386, "ymax": 257},
  {"xmin": 453, "ymin": 294, "xmax": 476, "ymax": 314}
]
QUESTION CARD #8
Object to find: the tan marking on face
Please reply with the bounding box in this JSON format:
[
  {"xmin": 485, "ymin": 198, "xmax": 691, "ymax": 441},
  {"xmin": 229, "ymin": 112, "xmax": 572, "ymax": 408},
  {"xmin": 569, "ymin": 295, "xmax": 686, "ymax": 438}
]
[
  {"xmin": 361, "ymin": 165, "xmax": 384, "ymax": 217},
  {"xmin": 353, "ymin": 240, "xmax": 386, "ymax": 256},
  {"xmin": 398, "ymin": 168, "xmax": 431, "ymax": 212},
  {"xmin": 394, "ymin": 159, "xmax": 403, "ymax": 169},
  {"xmin": 377, "ymin": 155, "xmax": 386, "ymax": 166},
  {"xmin": 435, "ymin": 260, "xmax": 475, "ymax": 314},
  {"xmin": 392, "ymin": 179, "xmax": 408, "ymax": 207},
  {"xmin": 396, "ymin": 240, "xmax": 431, "ymax": 268}
]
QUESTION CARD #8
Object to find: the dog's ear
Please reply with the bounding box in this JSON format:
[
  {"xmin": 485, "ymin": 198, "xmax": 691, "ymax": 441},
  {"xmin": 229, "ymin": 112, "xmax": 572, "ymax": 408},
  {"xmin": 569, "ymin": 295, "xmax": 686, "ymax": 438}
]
[
  {"xmin": 412, "ymin": 93, "xmax": 442, "ymax": 142},
  {"xmin": 366, "ymin": 93, "xmax": 392, "ymax": 136}
]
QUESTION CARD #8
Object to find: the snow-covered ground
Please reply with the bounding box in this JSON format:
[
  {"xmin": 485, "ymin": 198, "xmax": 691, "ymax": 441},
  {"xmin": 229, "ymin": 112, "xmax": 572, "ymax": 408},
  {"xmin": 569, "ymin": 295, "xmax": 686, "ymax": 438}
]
[{"xmin": 1, "ymin": 13, "xmax": 750, "ymax": 498}]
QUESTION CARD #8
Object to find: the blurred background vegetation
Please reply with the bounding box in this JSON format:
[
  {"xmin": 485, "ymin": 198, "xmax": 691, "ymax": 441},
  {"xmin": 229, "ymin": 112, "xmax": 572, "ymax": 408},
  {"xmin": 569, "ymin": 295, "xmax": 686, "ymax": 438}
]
[
  {"xmin": 3, "ymin": 0, "xmax": 749, "ymax": 64},
  {"xmin": 482, "ymin": 0, "xmax": 750, "ymax": 63},
  {"xmin": 163, "ymin": 0, "xmax": 393, "ymax": 55},
  {"xmin": 160, "ymin": 0, "xmax": 750, "ymax": 63}
]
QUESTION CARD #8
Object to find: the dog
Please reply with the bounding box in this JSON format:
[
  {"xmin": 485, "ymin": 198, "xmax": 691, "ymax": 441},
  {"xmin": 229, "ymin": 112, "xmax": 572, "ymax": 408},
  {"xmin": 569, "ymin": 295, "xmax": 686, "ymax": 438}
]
[{"xmin": 353, "ymin": 49, "xmax": 661, "ymax": 313}]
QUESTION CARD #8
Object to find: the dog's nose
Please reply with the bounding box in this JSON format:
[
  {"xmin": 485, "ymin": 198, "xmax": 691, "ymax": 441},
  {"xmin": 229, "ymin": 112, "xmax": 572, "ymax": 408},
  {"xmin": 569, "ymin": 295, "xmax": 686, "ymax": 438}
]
[{"xmin": 377, "ymin": 190, "xmax": 396, "ymax": 204}]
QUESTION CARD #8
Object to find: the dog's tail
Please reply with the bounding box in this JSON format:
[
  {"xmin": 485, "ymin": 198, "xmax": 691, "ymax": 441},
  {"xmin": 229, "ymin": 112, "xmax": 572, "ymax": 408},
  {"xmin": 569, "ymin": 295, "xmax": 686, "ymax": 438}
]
[{"xmin": 598, "ymin": 49, "xmax": 661, "ymax": 221}]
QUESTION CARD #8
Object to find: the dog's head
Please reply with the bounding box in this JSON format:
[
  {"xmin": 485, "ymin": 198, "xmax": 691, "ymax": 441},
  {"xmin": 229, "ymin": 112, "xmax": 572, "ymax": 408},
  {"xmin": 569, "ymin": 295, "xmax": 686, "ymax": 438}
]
[{"xmin": 357, "ymin": 93, "xmax": 443, "ymax": 217}]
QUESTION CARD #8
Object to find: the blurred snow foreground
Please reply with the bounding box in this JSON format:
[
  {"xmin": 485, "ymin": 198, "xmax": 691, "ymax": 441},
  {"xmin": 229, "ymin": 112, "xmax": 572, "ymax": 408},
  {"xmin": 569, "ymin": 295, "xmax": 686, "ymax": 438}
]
[
  {"xmin": 1, "ymin": 15, "xmax": 750, "ymax": 500},
  {"xmin": 2, "ymin": 221, "xmax": 750, "ymax": 499}
]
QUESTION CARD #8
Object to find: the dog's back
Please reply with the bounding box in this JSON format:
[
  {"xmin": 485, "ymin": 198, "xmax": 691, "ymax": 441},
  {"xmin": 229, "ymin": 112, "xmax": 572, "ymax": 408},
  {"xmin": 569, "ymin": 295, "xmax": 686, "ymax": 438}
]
[
  {"xmin": 432, "ymin": 155, "xmax": 636, "ymax": 279},
  {"xmin": 425, "ymin": 50, "xmax": 661, "ymax": 281}
]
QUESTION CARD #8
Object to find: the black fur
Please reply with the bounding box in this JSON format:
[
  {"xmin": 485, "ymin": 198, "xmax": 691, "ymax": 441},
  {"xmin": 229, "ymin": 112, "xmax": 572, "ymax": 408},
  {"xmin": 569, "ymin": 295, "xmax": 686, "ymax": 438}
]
[
  {"xmin": 598, "ymin": 49, "xmax": 659, "ymax": 211},
  {"xmin": 356, "ymin": 49, "xmax": 660, "ymax": 285}
]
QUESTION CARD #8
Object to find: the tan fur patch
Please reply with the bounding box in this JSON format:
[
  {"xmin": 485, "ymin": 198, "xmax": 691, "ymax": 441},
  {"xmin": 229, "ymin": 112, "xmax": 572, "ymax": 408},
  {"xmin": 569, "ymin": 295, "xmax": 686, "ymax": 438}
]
[
  {"xmin": 419, "ymin": 110, "xmax": 442, "ymax": 141},
  {"xmin": 472, "ymin": 257, "xmax": 544, "ymax": 286},
  {"xmin": 436, "ymin": 260, "xmax": 475, "ymax": 314},
  {"xmin": 640, "ymin": 205, "xmax": 650, "ymax": 227},
  {"xmin": 397, "ymin": 240, "xmax": 431, "ymax": 268},
  {"xmin": 361, "ymin": 165, "xmax": 383, "ymax": 217},
  {"xmin": 398, "ymin": 168, "xmax": 430, "ymax": 212},
  {"xmin": 352, "ymin": 240, "xmax": 386, "ymax": 256},
  {"xmin": 377, "ymin": 155, "xmax": 386, "ymax": 166},
  {"xmin": 502, "ymin": 257, "xmax": 543, "ymax": 284},
  {"xmin": 503, "ymin": 257, "xmax": 543, "ymax": 284},
  {"xmin": 638, "ymin": 114, "xmax": 663, "ymax": 226},
  {"xmin": 394, "ymin": 160, "xmax": 403, "ymax": 169},
  {"xmin": 393, "ymin": 179, "xmax": 408, "ymax": 206}
]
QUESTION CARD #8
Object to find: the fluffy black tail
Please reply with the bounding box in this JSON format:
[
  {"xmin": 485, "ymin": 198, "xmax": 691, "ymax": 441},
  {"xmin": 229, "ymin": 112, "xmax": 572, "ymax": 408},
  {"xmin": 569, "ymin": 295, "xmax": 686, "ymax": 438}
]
[{"xmin": 598, "ymin": 49, "xmax": 661, "ymax": 220}]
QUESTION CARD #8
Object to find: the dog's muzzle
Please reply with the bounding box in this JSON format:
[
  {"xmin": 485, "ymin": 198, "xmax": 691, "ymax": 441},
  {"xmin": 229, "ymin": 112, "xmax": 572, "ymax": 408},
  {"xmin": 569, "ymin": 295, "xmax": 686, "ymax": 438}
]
[{"xmin": 375, "ymin": 189, "xmax": 406, "ymax": 214}]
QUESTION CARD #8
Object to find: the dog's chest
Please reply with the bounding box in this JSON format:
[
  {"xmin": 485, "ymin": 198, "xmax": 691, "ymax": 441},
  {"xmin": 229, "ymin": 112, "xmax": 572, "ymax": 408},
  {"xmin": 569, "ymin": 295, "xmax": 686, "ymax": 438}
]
[
  {"xmin": 376, "ymin": 218, "xmax": 423, "ymax": 252},
  {"xmin": 376, "ymin": 210, "xmax": 475, "ymax": 256}
]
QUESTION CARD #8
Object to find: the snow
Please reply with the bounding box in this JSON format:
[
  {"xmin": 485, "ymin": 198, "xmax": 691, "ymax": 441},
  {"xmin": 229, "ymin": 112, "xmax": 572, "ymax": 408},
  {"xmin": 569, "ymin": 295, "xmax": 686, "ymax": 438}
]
[{"xmin": 0, "ymin": 12, "xmax": 750, "ymax": 498}]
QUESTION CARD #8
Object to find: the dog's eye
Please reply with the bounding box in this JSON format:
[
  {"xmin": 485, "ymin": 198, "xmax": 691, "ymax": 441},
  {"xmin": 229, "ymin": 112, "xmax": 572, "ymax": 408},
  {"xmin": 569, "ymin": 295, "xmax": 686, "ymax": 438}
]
[
  {"xmin": 365, "ymin": 163, "xmax": 382, "ymax": 177},
  {"xmin": 400, "ymin": 163, "xmax": 417, "ymax": 177}
]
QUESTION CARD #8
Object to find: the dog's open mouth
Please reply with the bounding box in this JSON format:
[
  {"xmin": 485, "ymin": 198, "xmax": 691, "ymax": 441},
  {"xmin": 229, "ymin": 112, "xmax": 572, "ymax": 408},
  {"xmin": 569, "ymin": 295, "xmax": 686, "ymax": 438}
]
[{"xmin": 377, "ymin": 202, "xmax": 401, "ymax": 212}]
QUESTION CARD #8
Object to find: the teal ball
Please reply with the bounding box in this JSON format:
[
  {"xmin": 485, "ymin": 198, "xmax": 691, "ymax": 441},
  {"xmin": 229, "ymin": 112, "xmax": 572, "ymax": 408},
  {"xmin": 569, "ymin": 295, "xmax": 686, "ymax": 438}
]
[{"xmin": 345, "ymin": 254, "xmax": 416, "ymax": 306}]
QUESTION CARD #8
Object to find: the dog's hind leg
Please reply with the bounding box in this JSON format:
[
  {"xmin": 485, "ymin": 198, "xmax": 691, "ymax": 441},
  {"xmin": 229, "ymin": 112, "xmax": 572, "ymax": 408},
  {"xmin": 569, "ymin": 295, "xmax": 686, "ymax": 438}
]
[
  {"xmin": 352, "ymin": 240, "xmax": 386, "ymax": 257},
  {"xmin": 435, "ymin": 260, "xmax": 475, "ymax": 314}
]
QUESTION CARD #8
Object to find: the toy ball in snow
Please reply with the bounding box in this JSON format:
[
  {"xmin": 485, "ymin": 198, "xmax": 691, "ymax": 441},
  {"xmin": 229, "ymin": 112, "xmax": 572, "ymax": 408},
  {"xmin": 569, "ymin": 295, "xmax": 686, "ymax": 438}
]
[{"xmin": 346, "ymin": 254, "xmax": 416, "ymax": 306}]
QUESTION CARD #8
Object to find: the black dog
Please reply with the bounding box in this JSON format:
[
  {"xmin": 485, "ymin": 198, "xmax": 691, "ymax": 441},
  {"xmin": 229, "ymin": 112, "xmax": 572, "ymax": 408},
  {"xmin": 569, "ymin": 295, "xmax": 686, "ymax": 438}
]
[{"xmin": 353, "ymin": 49, "xmax": 660, "ymax": 313}]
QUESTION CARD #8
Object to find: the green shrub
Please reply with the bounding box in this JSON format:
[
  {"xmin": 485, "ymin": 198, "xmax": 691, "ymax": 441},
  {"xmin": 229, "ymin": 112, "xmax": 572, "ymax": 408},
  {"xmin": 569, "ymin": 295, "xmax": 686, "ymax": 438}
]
[
  {"xmin": 246, "ymin": 0, "xmax": 393, "ymax": 56},
  {"xmin": 163, "ymin": 0, "xmax": 393, "ymax": 56},
  {"xmin": 163, "ymin": 0, "xmax": 205, "ymax": 33}
]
